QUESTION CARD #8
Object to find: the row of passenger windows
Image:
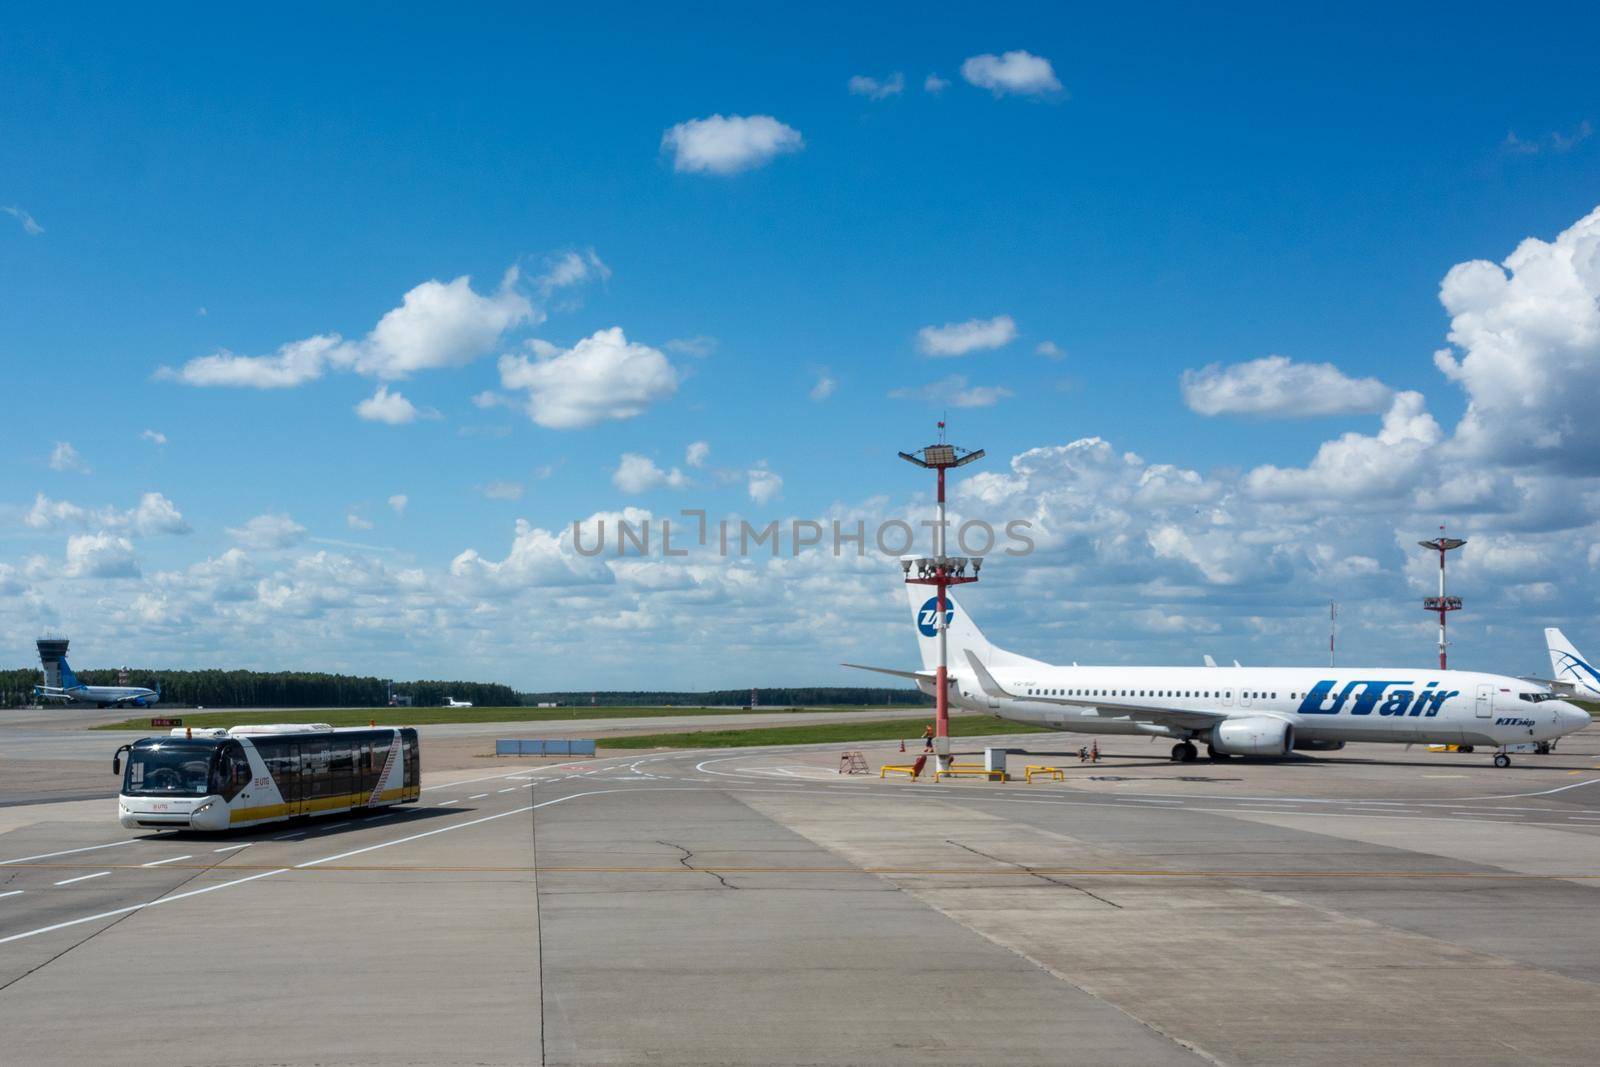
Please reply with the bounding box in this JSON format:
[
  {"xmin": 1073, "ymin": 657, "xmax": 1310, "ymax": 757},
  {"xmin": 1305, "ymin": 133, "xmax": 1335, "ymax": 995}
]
[{"xmin": 1024, "ymin": 687, "xmax": 1296, "ymax": 702}]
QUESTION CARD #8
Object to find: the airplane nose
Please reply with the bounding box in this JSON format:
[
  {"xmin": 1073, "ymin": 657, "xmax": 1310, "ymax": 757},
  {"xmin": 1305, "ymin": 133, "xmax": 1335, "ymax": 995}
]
[{"xmin": 1558, "ymin": 704, "xmax": 1591, "ymax": 734}]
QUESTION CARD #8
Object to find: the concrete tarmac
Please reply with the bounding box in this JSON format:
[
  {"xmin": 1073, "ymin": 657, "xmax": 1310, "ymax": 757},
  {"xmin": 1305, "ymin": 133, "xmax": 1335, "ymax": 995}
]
[{"xmin": 3, "ymin": 728, "xmax": 1600, "ymax": 1065}]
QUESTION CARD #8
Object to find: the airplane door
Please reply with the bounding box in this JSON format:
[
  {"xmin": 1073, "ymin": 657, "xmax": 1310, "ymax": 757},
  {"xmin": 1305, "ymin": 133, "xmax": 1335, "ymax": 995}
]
[{"xmin": 1474, "ymin": 684, "xmax": 1493, "ymax": 718}]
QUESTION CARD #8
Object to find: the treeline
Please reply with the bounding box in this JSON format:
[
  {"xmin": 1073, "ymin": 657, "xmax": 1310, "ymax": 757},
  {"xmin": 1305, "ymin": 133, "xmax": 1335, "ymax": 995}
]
[
  {"xmin": 0, "ymin": 668, "xmax": 925, "ymax": 710},
  {"xmin": 519, "ymin": 687, "xmax": 931, "ymax": 708},
  {"xmin": 0, "ymin": 667, "xmax": 517, "ymax": 709}
]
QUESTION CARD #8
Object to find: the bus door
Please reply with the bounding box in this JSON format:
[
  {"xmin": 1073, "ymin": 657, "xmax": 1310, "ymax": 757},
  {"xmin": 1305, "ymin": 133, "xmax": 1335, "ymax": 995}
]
[{"xmin": 285, "ymin": 742, "xmax": 305, "ymax": 816}]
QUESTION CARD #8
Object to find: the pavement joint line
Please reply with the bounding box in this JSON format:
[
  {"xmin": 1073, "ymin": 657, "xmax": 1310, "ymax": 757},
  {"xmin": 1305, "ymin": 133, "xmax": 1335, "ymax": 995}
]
[
  {"xmin": 54, "ymin": 871, "xmax": 111, "ymax": 886},
  {"xmin": 6, "ymin": 862, "xmax": 1600, "ymax": 878},
  {"xmin": 140, "ymin": 855, "xmax": 192, "ymax": 867},
  {"xmin": 0, "ymin": 867, "xmax": 291, "ymax": 947}
]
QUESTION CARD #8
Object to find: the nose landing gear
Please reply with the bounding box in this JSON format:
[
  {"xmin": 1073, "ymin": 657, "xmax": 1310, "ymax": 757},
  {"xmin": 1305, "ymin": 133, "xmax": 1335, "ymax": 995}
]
[
  {"xmin": 1170, "ymin": 741, "xmax": 1199, "ymax": 763},
  {"xmin": 1494, "ymin": 752, "xmax": 1511, "ymax": 769}
]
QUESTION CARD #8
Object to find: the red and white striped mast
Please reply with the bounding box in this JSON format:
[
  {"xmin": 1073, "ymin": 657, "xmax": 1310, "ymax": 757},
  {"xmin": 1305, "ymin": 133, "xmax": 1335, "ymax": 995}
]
[
  {"xmin": 1418, "ymin": 526, "xmax": 1466, "ymax": 670},
  {"xmin": 899, "ymin": 422, "xmax": 984, "ymax": 772}
]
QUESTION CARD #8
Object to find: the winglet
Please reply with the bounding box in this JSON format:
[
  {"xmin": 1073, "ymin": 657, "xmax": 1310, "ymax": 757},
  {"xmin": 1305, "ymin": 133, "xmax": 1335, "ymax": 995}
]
[
  {"xmin": 963, "ymin": 650, "xmax": 1010, "ymax": 700},
  {"xmin": 1203, "ymin": 654, "xmax": 1218, "ymax": 668}
]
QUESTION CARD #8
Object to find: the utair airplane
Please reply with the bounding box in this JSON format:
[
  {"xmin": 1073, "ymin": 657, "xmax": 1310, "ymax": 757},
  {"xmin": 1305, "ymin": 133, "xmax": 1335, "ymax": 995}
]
[
  {"xmin": 846, "ymin": 586, "xmax": 1590, "ymax": 769},
  {"xmin": 443, "ymin": 697, "xmax": 474, "ymax": 708},
  {"xmin": 1545, "ymin": 629, "xmax": 1600, "ymax": 701},
  {"xmin": 33, "ymin": 657, "xmax": 160, "ymax": 709}
]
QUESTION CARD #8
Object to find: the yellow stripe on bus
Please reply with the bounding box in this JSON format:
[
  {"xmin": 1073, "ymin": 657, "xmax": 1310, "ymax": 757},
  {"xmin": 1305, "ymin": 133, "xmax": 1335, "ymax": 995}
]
[{"xmin": 228, "ymin": 786, "xmax": 419, "ymax": 825}]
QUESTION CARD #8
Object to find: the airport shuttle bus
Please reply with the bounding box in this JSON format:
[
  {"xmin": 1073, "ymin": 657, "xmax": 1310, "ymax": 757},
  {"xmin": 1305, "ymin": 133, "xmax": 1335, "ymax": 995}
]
[{"xmin": 114, "ymin": 724, "xmax": 420, "ymax": 830}]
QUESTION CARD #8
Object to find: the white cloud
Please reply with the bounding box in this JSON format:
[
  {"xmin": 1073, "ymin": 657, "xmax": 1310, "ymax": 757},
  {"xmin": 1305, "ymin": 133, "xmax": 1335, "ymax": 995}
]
[
  {"xmin": 26, "ymin": 492, "xmax": 190, "ymax": 537},
  {"xmin": 355, "ymin": 385, "xmax": 432, "ymax": 425},
  {"xmin": 809, "ymin": 370, "xmax": 837, "ymax": 401},
  {"xmin": 924, "ymin": 73, "xmax": 950, "ymax": 93},
  {"xmin": 661, "ymin": 115, "xmax": 803, "ymax": 175},
  {"xmin": 1244, "ymin": 391, "xmax": 1442, "ymax": 501},
  {"xmin": 479, "ymin": 481, "xmax": 525, "ymax": 501},
  {"xmin": 665, "ymin": 336, "xmax": 718, "ymax": 357},
  {"xmin": 685, "ymin": 441, "xmax": 711, "ymax": 468},
  {"xmin": 960, "ymin": 51, "xmax": 1062, "ymax": 97},
  {"xmin": 497, "ymin": 327, "xmax": 679, "ymax": 429},
  {"xmin": 226, "ymin": 512, "xmax": 307, "ymax": 551},
  {"xmin": 159, "ymin": 270, "xmax": 533, "ymax": 387},
  {"xmin": 613, "ymin": 454, "xmax": 689, "ymax": 493},
  {"xmin": 848, "ymin": 72, "xmax": 904, "ymax": 100},
  {"xmin": 3, "ymin": 205, "xmax": 43, "ymax": 235},
  {"xmin": 1181, "ymin": 355, "xmax": 1394, "ymax": 418},
  {"xmin": 64, "ymin": 532, "xmax": 139, "ymax": 578},
  {"xmin": 1502, "ymin": 121, "xmax": 1592, "ymax": 156},
  {"xmin": 539, "ymin": 249, "xmax": 611, "ymax": 292},
  {"xmin": 747, "ymin": 465, "xmax": 783, "ymax": 505},
  {"xmin": 140, "ymin": 429, "xmax": 168, "ymax": 446},
  {"xmin": 916, "ymin": 314, "xmax": 1018, "ymax": 356},
  {"xmin": 347, "ymin": 513, "xmax": 374, "ymax": 530},
  {"xmin": 1432, "ymin": 205, "xmax": 1600, "ymax": 472},
  {"xmin": 387, "ymin": 494, "xmax": 408, "ymax": 516},
  {"xmin": 449, "ymin": 516, "xmax": 614, "ymax": 594},
  {"xmin": 49, "ymin": 442, "xmax": 90, "ymax": 474},
  {"xmin": 890, "ymin": 374, "xmax": 1014, "ymax": 408},
  {"xmin": 1035, "ymin": 340, "xmax": 1065, "ymax": 359}
]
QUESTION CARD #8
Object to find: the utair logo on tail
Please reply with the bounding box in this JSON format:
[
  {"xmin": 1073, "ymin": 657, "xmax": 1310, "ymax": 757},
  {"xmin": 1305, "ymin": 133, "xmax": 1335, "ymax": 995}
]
[{"xmin": 917, "ymin": 596, "xmax": 954, "ymax": 638}]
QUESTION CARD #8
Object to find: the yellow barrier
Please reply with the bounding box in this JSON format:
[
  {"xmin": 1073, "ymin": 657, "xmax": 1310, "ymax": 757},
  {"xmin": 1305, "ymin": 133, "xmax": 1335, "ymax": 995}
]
[
  {"xmin": 933, "ymin": 768, "xmax": 1006, "ymax": 783},
  {"xmin": 1024, "ymin": 765, "xmax": 1064, "ymax": 783},
  {"xmin": 880, "ymin": 765, "xmax": 920, "ymax": 780}
]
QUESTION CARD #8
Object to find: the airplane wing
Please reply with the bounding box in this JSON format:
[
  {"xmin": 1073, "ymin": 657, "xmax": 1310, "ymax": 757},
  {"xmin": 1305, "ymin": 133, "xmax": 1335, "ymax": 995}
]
[
  {"xmin": 842, "ymin": 663, "xmax": 935, "ymax": 682},
  {"xmin": 964, "ymin": 651, "xmax": 1231, "ymax": 731},
  {"xmin": 32, "ymin": 687, "xmax": 75, "ymax": 703}
]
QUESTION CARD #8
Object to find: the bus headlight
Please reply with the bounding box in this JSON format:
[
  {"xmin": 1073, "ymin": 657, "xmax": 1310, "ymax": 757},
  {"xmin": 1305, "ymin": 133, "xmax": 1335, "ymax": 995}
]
[{"xmin": 193, "ymin": 800, "xmax": 216, "ymax": 815}]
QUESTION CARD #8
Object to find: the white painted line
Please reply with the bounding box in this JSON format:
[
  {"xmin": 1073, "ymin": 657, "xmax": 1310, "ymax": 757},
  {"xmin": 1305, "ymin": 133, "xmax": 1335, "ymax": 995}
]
[
  {"xmin": 0, "ymin": 839, "xmax": 138, "ymax": 867},
  {"xmin": 497, "ymin": 787, "xmax": 516, "ymax": 793},
  {"xmin": 0, "ymin": 868, "xmax": 289, "ymax": 947},
  {"xmin": 213, "ymin": 844, "xmax": 251, "ymax": 853},
  {"xmin": 438, "ymin": 799, "xmax": 460, "ymax": 806},
  {"xmin": 1125, "ymin": 799, "xmax": 1183, "ymax": 805},
  {"xmin": 141, "ymin": 855, "xmax": 193, "ymax": 867},
  {"xmin": 272, "ymin": 832, "xmax": 306, "ymax": 840},
  {"xmin": 55, "ymin": 872, "xmax": 111, "ymax": 886},
  {"xmin": 467, "ymin": 794, "xmax": 489, "ymax": 800},
  {"xmin": 522, "ymin": 783, "xmax": 536, "ymax": 788},
  {"xmin": 1232, "ymin": 809, "xmax": 1306, "ymax": 815},
  {"xmin": 0, "ymin": 890, "xmax": 23, "ymax": 900}
]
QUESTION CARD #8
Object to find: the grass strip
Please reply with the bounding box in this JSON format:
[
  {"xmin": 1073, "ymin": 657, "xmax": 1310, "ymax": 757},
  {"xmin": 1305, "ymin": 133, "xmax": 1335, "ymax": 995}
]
[
  {"xmin": 93, "ymin": 705, "xmax": 915, "ymax": 731},
  {"xmin": 599, "ymin": 714, "xmax": 1055, "ymax": 750}
]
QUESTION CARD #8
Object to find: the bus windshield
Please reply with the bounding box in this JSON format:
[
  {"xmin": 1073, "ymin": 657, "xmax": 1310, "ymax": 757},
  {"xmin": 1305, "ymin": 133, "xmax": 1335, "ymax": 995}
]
[{"xmin": 123, "ymin": 740, "xmax": 219, "ymax": 797}]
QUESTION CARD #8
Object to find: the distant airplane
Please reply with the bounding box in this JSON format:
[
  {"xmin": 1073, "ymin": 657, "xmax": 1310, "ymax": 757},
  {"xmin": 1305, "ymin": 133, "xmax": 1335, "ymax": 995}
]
[
  {"xmin": 1546, "ymin": 629, "xmax": 1600, "ymax": 700},
  {"xmin": 33, "ymin": 656, "xmax": 160, "ymax": 708},
  {"xmin": 443, "ymin": 697, "xmax": 474, "ymax": 708},
  {"xmin": 846, "ymin": 586, "xmax": 1589, "ymax": 768}
]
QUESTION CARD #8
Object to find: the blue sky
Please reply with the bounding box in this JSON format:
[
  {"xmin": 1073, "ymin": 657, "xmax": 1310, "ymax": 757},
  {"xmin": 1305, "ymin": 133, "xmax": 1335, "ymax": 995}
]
[{"xmin": 3, "ymin": 4, "xmax": 1599, "ymax": 688}]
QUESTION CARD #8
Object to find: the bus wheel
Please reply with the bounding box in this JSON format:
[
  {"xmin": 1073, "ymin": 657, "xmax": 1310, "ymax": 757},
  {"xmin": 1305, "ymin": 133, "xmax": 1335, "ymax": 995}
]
[{"xmin": 1494, "ymin": 753, "xmax": 1511, "ymax": 769}]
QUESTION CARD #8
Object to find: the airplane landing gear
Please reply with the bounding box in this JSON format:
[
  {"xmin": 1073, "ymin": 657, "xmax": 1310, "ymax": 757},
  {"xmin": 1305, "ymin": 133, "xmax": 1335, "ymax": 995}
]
[
  {"xmin": 1170, "ymin": 741, "xmax": 1198, "ymax": 763},
  {"xmin": 1494, "ymin": 753, "xmax": 1511, "ymax": 769}
]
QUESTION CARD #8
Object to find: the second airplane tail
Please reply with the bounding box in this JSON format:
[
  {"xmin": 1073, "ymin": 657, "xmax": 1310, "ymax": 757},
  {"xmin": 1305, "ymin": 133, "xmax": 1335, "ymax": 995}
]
[
  {"xmin": 903, "ymin": 582, "xmax": 1046, "ymax": 673},
  {"xmin": 1547, "ymin": 628, "xmax": 1600, "ymax": 698}
]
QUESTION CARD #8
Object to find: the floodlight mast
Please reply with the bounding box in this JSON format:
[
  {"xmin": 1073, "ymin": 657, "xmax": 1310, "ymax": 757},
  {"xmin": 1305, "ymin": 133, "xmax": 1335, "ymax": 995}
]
[
  {"xmin": 1417, "ymin": 525, "xmax": 1467, "ymax": 670},
  {"xmin": 900, "ymin": 423, "xmax": 985, "ymax": 772}
]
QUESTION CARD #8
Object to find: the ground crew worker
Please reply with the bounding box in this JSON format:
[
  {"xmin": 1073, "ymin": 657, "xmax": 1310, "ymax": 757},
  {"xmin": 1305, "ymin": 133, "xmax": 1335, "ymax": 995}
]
[
  {"xmin": 1090, "ymin": 740, "xmax": 1101, "ymax": 763},
  {"xmin": 922, "ymin": 724, "xmax": 936, "ymax": 752}
]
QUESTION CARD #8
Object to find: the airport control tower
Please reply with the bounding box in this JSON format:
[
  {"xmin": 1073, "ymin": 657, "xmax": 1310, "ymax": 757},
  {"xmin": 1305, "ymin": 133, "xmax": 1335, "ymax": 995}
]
[{"xmin": 36, "ymin": 636, "xmax": 69, "ymax": 689}]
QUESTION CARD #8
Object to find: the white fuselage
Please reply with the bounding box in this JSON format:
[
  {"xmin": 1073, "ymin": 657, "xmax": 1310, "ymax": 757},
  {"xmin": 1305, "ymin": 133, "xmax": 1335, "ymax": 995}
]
[
  {"xmin": 37, "ymin": 684, "xmax": 158, "ymax": 708},
  {"xmin": 948, "ymin": 664, "xmax": 1588, "ymax": 749}
]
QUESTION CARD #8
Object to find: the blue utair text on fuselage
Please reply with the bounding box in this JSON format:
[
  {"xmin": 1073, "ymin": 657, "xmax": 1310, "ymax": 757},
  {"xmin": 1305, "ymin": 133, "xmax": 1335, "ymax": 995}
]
[{"xmin": 1296, "ymin": 680, "xmax": 1459, "ymax": 717}]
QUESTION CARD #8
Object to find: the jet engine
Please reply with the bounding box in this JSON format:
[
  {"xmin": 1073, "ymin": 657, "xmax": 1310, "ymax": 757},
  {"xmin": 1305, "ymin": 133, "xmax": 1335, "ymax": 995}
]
[{"xmin": 1209, "ymin": 716, "xmax": 1294, "ymax": 757}]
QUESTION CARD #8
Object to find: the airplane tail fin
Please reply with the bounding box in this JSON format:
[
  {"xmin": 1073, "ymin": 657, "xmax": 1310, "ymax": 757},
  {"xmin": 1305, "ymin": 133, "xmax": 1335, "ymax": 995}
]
[
  {"xmin": 58, "ymin": 658, "xmax": 83, "ymax": 690},
  {"xmin": 903, "ymin": 580, "xmax": 1046, "ymax": 673},
  {"xmin": 1547, "ymin": 628, "xmax": 1600, "ymax": 697}
]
